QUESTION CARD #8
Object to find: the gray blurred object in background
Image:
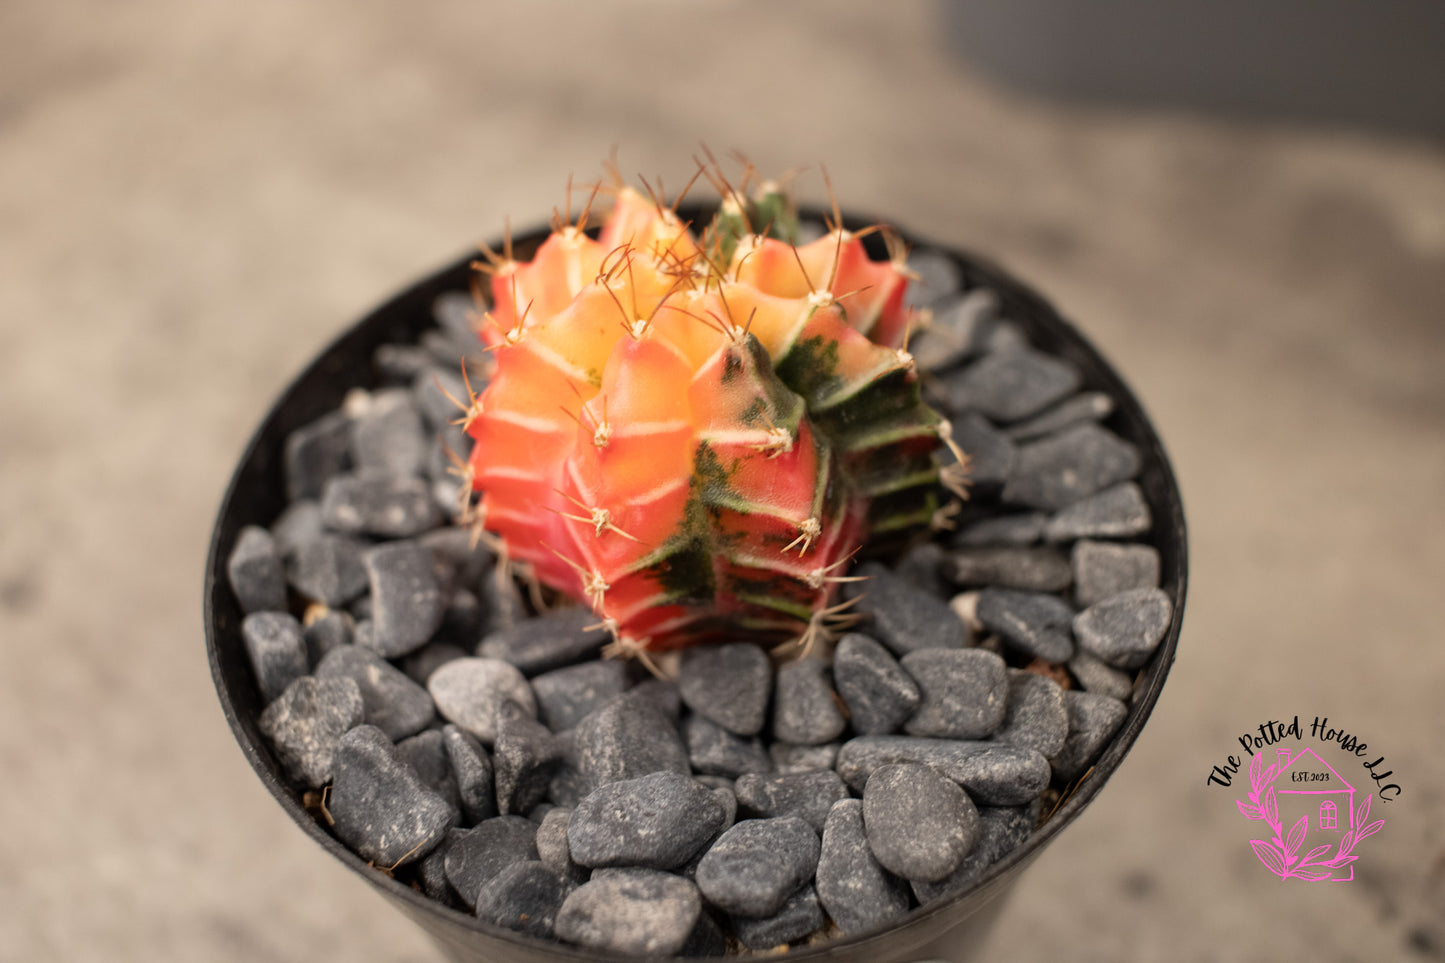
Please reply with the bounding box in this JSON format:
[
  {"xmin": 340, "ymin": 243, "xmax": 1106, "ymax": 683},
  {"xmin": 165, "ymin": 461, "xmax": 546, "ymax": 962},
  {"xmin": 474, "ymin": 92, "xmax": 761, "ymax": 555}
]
[{"xmin": 945, "ymin": 0, "xmax": 1445, "ymax": 139}]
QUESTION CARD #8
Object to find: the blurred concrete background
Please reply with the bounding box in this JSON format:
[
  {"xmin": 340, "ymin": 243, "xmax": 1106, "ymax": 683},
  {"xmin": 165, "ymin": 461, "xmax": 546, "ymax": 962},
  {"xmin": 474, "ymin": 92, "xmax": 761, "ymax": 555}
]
[{"xmin": 2, "ymin": 2, "xmax": 1442, "ymax": 961}]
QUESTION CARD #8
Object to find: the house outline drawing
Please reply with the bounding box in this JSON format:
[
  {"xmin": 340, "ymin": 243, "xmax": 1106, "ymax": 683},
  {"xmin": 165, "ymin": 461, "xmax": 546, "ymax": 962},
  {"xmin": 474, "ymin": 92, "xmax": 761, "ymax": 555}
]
[{"xmin": 1259, "ymin": 745, "xmax": 1357, "ymax": 881}]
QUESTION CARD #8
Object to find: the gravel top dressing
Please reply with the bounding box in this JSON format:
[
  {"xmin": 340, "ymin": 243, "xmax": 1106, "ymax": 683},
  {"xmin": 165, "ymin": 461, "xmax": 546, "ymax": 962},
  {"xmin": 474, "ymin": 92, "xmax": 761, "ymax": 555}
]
[{"xmin": 224, "ymin": 237, "xmax": 1174, "ymax": 957}]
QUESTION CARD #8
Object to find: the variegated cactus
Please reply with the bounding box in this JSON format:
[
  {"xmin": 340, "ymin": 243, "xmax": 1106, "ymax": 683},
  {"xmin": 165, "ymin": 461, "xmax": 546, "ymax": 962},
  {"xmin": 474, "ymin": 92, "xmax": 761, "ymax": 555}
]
[{"xmin": 454, "ymin": 162, "xmax": 966, "ymax": 658}]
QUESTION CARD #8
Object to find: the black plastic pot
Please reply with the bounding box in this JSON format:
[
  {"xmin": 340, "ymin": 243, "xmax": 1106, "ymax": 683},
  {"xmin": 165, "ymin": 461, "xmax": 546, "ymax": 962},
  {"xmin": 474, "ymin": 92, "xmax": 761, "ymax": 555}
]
[{"xmin": 205, "ymin": 208, "xmax": 1187, "ymax": 962}]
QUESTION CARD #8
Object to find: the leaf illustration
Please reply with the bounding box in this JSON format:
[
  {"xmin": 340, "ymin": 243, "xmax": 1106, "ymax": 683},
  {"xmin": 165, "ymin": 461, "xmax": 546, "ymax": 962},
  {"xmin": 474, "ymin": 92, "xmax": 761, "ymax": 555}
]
[
  {"xmin": 1251, "ymin": 839, "xmax": 1288, "ymax": 877},
  {"xmin": 1355, "ymin": 794, "xmax": 1371, "ymax": 828},
  {"xmin": 1335, "ymin": 829, "xmax": 1355, "ymax": 856},
  {"xmin": 1249, "ymin": 753, "xmax": 1264, "ymax": 790},
  {"xmin": 1263, "ymin": 786, "xmax": 1280, "ymax": 827},
  {"xmin": 1293, "ymin": 867, "xmax": 1333, "ymax": 881},
  {"xmin": 1330, "ymin": 855, "xmax": 1359, "ymax": 868},
  {"xmin": 1301, "ymin": 844, "xmax": 1333, "ymax": 865},
  {"xmin": 1285, "ymin": 815, "xmax": 1308, "ymax": 861},
  {"xmin": 1262, "ymin": 764, "xmax": 1278, "ymax": 788},
  {"xmin": 1357, "ymin": 819, "xmax": 1385, "ymax": 842},
  {"xmin": 1237, "ymin": 800, "xmax": 1264, "ymax": 820}
]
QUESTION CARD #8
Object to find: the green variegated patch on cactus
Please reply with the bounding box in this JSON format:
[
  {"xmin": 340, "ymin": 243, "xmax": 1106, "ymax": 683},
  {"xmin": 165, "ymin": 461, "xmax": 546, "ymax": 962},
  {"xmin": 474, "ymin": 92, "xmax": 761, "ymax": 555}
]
[{"xmin": 455, "ymin": 161, "xmax": 967, "ymax": 658}]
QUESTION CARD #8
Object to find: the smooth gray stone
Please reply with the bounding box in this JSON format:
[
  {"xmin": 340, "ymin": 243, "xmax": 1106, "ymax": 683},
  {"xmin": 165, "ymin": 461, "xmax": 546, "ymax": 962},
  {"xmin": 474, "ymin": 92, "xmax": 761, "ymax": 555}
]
[
  {"xmin": 418, "ymin": 525, "xmax": 496, "ymax": 596},
  {"xmin": 677, "ymin": 643, "xmax": 773, "ymax": 737},
  {"xmin": 836, "ymin": 735, "xmax": 1051, "ymax": 805},
  {"xmin": 910, "ymin": 287, "xmax": 998, "ymax": 372},
  {"xmin": 412, "ymin": 366, "xmax": 469, "ymax": 432},
  {"xmin": 975, "ymin": 587, "xmax": 1076, "ymax": 663},
  {"xmin": 258, "ymin": 675, "xmax": 364, "ymax": 787},
  {"xmin": 410, "ymin": 831, "xmax": 459, "ymax": 905},
  {"xmin": 362, "ymin": 541, "xmax": 448, "ymax": 658},
  {"xmin": 316, "ymin": 646, "xmax": 435, "ymax": 742},
  {"xmin": 532, "ymin": 660, "xmax": 630, "ymax": 732},
  {"xmin": 350, "ymin": 388, "xmax": 428, "ymax": 478},
  {"xmin": 833, "ymin": 633, "xmax": 922, "ymax": 735},
  {"xmin": 1068, "ymin": 649, "xmax": 1135, "ymax": 700},
  {"xmin": 1043, "ymin": 481, "xmax": 1152, "ymax": 541},
  {"xmin": 983, "ymin": 318, "xmax": 1029, "ymax": 354},
  {"xmin": 942, "ymin": 413, "xmax": 1016, "ymax": 489},
  {"xmin": 863, "ymin": 762, "xmax": 978, "ymax": 882},
  {"xmin": 683, "ymin": 713, "xmax": 772, "ymax": 778},
  {"xmin": 493, "ymin": 703, "xmax": 562, "ymax": 815},
  {"xmin": 1005, "ymin": 391, "xmax": 1115, "ymax": 442},
  {"xmin": 270, "ymin": 499, "xmax": 324, "ymax": 557},
  {"xmin": 398, "ymin": 640, "xmax": 467, "ymax": 687},
  {"xmin": 942, "ymin": 546, "xmax": 1073, "ymax": 593},
  {"xmin": 547, "ymin": 763, "xmax": 591, "ymax": 809},
  {"xmin": 853, "ymin": 563, "xmax": 966, "ymax": 657},
  {"xmin": 733, "ymin": 770, "xmax": 849, "ymax": 833},
  {"xmin": 431, "ymin": 290, "xmax": 490, "ymax": 361},
  {"xmin": 952, "ymin": 512, "xmax": 1047, "ymax": 547},
  {"xmin": 535, "ymin": 808, "xmax": 588, "ymax": 884},
  {"xmin": 285, "ymin": 534, "xmax": 369, "ymax": 607},
  {"xmin": 625, "ymin": 677, "xmax": 682, "ymax": 723},
  {"xmin": 373, "ymin": 342, "xmax": 435, "ymax": 384},
  {"xmin": 395, "ymin": 728, "xmax": 462, "ymax": 818},
  {"xmin": 572, "ymin": 692, "xmax": 689, "ymax": 790},
  {"xmin": 227, "ymin": 525, "xmax": 287, "ymax": 613},
  {"xmin": 816, "ymin": 798, "xmax": 911, "ymax": 936},
  {"xmin": 474, "ymin": 860, "xmax": 571, "ymax": 940},
  {"xmin": 1073, "ymin": 587, "xmax": 1173, "ymax": 669},
  {"xmin": 319, "ymin": 473, "xmax": 441, "ymax": 539},
  {"xmin": 902, "ymin": 249, "xmax": 963, "ymax": 310},
  {"xmin": 284, "ymin": 409, "xmax": 352, "ymax": 501},
  {"xmin": 329, "ymin": 725, "xmax": 453, "ymax": 869},
  {"xmin": 901, "ymin": 648, "xmax": 1009, "ymax": 739},
  {"xmin": 568, "ymin": 771, "xmax": 728, "ymax": 870},
  {"xmin": 556, "ymin": 869, "xmax": 701, "ymax": 957},
  {"xmin": 477, "ymin": 606, "xmax": 608, "ymax": 676},
  {"xmin": 770, "ymin": 741, "xmax": 840, "ymax": 774},
  {"xmin": 1002, "ymin": 424, "xmax": 1142, "ymax": 511},
  {"xmin": 427, "ymin": 657, "xmax": 535, "ymax": 744},
  {"xmin": 1053, "ymin": 691, "xmax": 1129, "ymax": 782},
  {"xmin": 694, "ymin": 817, "xmax": 821, "ymax": 918},
  {"xmin": 893, "ymin": 541, "xmax": 951, "ymax": 599},
  {"xmin": 442, "ymin": 724, "xmax": 496, "ymax": 825},
  {"xmin": 991, "ymin": 670, "xmax": 1068, "ymax": 759},
  {"xmin": 478, "ymin": 569, "xmax": 528, "ymax": 636},
  {"xmin": 772, "ymin": 658, "xmax": 847, "ymax": 746},
  {"xmin": 444, "ymin": 816, "xmax": 539, "ymax": 910},
  {"xmin": 678, "ymin": 908, "xmax": 728, "ymax": 958},
  {"xmin": 241, "ymin": 611, "xmax": 309, "ymax": 704},
  {"xmin": 941, "ymin": 348, "xmax": 1082, "ymax": 423},
  {"xmin": 911, "ymin": 805, "xmax": 1037, "ymax": 906},
  {"xmin": 1072, "ymin": 539, "xmax": 1161, "ymax": 608},
  {"xmin": 732, "ymin": 884, "xmax": 826, "ymax": 950},
  {"xmin": 301, "ymin": 611, "xmax": 352, "ymax": 669}
]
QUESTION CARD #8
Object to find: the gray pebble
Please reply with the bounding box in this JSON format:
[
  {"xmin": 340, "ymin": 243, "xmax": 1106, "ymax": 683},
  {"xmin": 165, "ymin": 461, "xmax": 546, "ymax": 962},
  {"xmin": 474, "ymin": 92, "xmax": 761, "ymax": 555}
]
[
  {"xmin": 329, "ymin": 725, "xmax": 453, "ymax": 869},
  {"xmin": 535, "ymin": 808, "xmax": 588, "ymax": 884},
  {"xmin": 395, "ymin": 728, "xmax": 463, "ymax": 818},
  {"xmin": 893, "ymin": 541, "xmax": 950, "ymax": 599},
  {"xmin": 398, "ymin": 640, "xmax": 467, "ymax": 687},
  {"xmin": 942, "ymin": 546, "xmax": 1073, "ymax": 592},
  {"xmin": 625, "ymin": 677, "xmax": 682, "ymax": 723},
  {"xmin": 1002, "ymin": 423, "xmax": 1142, "ymax": 511},
  {"xmin": 547, "ymin": 764, "xmax": 591, "ymax": 809},
  {"xmin": 911, "ymin": 805, "xmax": 1036, "ymax": 906},
  {"xmin": 991, "ymin": 670, "xmax": 1068, "ymax": 759},
  {"xmin": 477, "ymin": 606, "xmax": 608, "ymax": 676},
  {"xmin": 772, "ymin": 658, "xmax": 847, "ymax": 745},
  {"xmin": 478, "ymin": 569, "xmax": 528, "ymax": 636},
  {"xmin": 836, "ymin": 735, "xmax": 1051, "ymax": 805},
  {"xmin": 816, "ymin": 798, "xmax": 911, "ymax": 936},
  {"xmin": 493, "ymin": 704, "xmax": 562, "ymax": 815},
  {"xmin": 694, "ymin": 817, "xmax": 821, "ymax": 918},
  {"xmin": 976, "ymin": 587, "xmax": 1075, "ymax": 663},
  {"xmin": 679, "ymin": 909, "xmax": 728, "ymax": 958},
  {"xmin": 1071, "ymin": 539, "xmax": 1161, "ymax": 608},
  {"xmin": 1053, "ymin": 691, "xmax": 1129, "ymax": 782},
  {"xmin": 258, "ymin": 675, "xmax": 364, "ymax": 787},
  {"xmin": 910, "ymin": 288, "xmax": 998, "ymax": 372},
  {"xmin": 320, "ymin": 473, "xmax": 442, "ymax": 539},
  {"xmin": 442, "ymin": 724, "xmax": 496, "ymax": 825},
  {"xmin": 241, "ymin": 611, "xmax": 309, "ymax": 704},
  {"xmin": 573, "ymin": 692, "xmax": 689, "ymax": 789},
  {"xmin": 734, "ymin": 770, "xmax": 849, "ymax": 834},
  {"xmin": 683, "ymin": 713, "xmax": 772, "ymax": 778},
  {"xmin": 316, "ymin": 646, "xmax": 435, "ymax": 741},
  {"xmin": 412, "ymin": 366, "xmax": 469, "ymax": 433},
  {"xmin": 410, "ymin": 831, "xmax": 459, "ymax": 905},
  {"xmin": 555, "ymin": 869, "xmax": 701, "ymax": 957},
  {"xmin": 983, "ymin": 318, "xmax": 1029, "ymax": 354},
  {"xmin": 941, "ymin": 349, "xmax": 1081, "ymax": 423},
  {"xmin": 431, "ymin": 290, "xmax": 490, "ymax": 361},
  {"xmin": 419, "ymin": 525, "xmax": 496, "ymax": 596},
  {"xmin": 677, "ymin": 643, "xmax": 773, "ymax": 737},
  {"xmin": 284, "ymin": 410, "xmax": 352, "ymax": 501},
  {"xmin": 1073, "ymin": 587, "xmax": 1172, "ymax": 669},
  {"xmin": 1005, "ymin": 391, "xmax": 1114, "ymax": 442},
  {"xmin": 568, "ymin": 771, "xmax": 728, "ymax": 870},
  {"xmin": 373, "ymin": 342, "xmax": 435, "ymax": 384},
  {"xmin": 863, "ymin": 762, "xmax": 978, "ymax": 882},
  {"xmin": 532, "ymin": 661, "xmax": 630, "ymax": 731},
  {"xmin": 833, "ymin": 632, "xmax": 921, "ymax": 735},
  {"xmin": 443, "ymin": 815, "xmax": 539, "ymax": 910},
  {"xmin": 1068, "ymin": 649, "xmax": 1135, "ymax": 700},
  {"xmin": 900, "ymin": 648, "xmax": 1008, "ymax": 739},
  {"xmin": 269, "ymin": 499, "xmax": 324, "ymax": 557},
  {"xmin": 474, "ymin": 860, "xmax": 571, "ymax": 940},
  {"xmin": 285, "ymin": 534, "xmax": 369, "ymax": 607},
  {"xmin": 363, "ymin": 541, "xmax": 449, "ymax": 658},
  {"xmin": 350, "ymin": 389, "xmax": 428, "ymax": 478},
  {"xmin": 1043, "ymin": 481, "xmax": 1152, "ymax": 542},
  {"xmin": 301, "ymin": 611, "xmax": 352, "ymax": 669},
  {"xmin": 942, "ymin": 413, "xmax": 1016, "ymax": 489},
  {"xmin": 852, "ymin": 563, "xmax": 965, "ymax": 657},
  {"xmin": 952, "ymin": 512, "xmax": 1046, "ymax": 547},
  {"xmin": 902, "ymin": 249, "xmax": 963, "ymax": 310},
  {"xmin": 733, "ymin": 884, "xmax": 826, "ymax": 950},
  {"xmin": 427, "ymin": 657, "xmax": 535, "ymax": 744},
  {"xmin": 770, "ymin": 741, "xmax": 840, "ymax": 774},
  {"xmin": 227, "ymin": 526, "xmax": 287, "ymax": 613}
]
